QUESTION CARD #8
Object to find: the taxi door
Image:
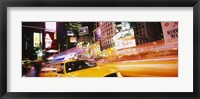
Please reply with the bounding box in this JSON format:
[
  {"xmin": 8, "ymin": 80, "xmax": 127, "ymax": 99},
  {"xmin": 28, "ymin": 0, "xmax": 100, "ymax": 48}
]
[{"xmin": 56, "ymin": 63, "xmax": 66, "ymax": 77}]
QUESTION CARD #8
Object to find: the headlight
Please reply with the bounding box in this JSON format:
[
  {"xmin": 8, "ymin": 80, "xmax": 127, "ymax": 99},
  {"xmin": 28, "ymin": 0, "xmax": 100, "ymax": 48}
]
[{"xmin": 117, "ymin": 72, "xmax": 123, "ymax": 77}]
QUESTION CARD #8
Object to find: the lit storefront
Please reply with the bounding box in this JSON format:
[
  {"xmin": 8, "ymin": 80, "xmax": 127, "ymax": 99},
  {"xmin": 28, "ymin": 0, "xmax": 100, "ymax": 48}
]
[
  {"xmin": 89, "ymin": 41, "xmax": 101, "ymax": 58},
  {"xmin": 76, "ymin": 41, "xmax": 90, "ymax": 60}
]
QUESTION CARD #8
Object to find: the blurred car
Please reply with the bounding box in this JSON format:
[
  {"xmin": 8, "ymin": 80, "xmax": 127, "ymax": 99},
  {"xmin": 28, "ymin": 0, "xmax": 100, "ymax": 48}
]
[
  {"xmin": 39, "ymin": 64, "xmax": 57, "ymax": 77},
  {"xmin": 39, "ymin": 60, "xmax": 122, "ymax": 77}
]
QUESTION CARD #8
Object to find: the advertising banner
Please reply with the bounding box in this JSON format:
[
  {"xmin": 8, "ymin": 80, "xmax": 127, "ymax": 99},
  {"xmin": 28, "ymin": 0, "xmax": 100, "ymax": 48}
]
[
  {"xmin": 113, "ymin": 29, "xmax": 136, "ymax": 50},
  {"xmin": 161, "ymin": 22, "xmax": 178, "ymax": 45},
  {"xmin": 94, "ymin": 28, "xmax": 101, "ymax": 41},
  {"xmin": 45, "ymin": 33, "xmax": 57, "ymax": 49},
  {"xmin": 45, "ymin": 22, "xmax": 56, "ymax": 32},
  {"xmin": 70, "ymin": 37, "xmax": 77, "ymax": 43},
  {"xmin": 67, "ymin": 30, "xmax": 74, "ymax": 36},
  {"xmin": 78, "ymin": 26, "xmax": 89, "ymax": 36},
  {"xmin": 33, "ymin": 32, "xmax": 42, "ymax": 47}
]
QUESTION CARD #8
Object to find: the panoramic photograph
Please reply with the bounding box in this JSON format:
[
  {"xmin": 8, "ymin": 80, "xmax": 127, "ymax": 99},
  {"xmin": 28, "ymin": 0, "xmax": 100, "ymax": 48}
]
[{"xmin": 22, "ymin": 22, "xmax": 178, "ymax": 77}]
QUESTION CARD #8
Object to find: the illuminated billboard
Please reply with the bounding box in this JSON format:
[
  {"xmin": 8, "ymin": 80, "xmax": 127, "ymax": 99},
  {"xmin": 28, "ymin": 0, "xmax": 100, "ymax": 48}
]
[
  {"xmin": 45, "ymin": 22, "xmax": 56, "ymax": 32},
  {"xmin": 121, "ymin": 22, "xmax": 131, "ymax": 30},
  {"xmin": 45, "ymin": 33, "xmax": 57, "ymax": 49},
  {"xmin": 161, "ymin": 22, "xmax": 178, "ymax": 45},
  {"xmin": 70, "ymin": 37, "xmax": 77, "ymax": 43},
  {"xmin": 67, "ymin": 30, "xmax": 74, "ymax": 36},
  {"xmin": 113, "ymin": 29, "xmax": 136, "ymax": 50},
  {"xmin": 45, "ymin": 33, "xmax": 53, "ymax": 48},
  {"xmin": 94, "ymin": 28, "xmax": 101, "ymax": 41},
  {"xmin": 78, "ymin": 26, "xmax": 89, "ymax": 36},
  {"xmin": 33, "ymin": 33, "xmax": 42, "ymax": 47},
  {"xmin": 89, "ymin": 41, "xmax": 101, "ymax": 58},
  {"xmin": 23, "ymin": 22, "xmax": 178, "ymax": 78}
]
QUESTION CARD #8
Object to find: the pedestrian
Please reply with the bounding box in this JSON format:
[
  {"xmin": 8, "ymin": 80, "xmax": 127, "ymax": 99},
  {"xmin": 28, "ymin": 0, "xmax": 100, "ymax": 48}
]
[
  {"xmin": 35, "ymin": 60, "xmax": 42, "ymax": 77},
  {"xmin": 26, "ymin": 66, "xmax": 37, "ymax": 77}
]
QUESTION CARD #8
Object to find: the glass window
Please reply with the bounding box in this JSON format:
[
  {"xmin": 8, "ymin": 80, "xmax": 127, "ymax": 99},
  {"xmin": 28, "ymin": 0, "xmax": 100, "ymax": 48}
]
[
  {"xmin": 65, "ymin": 60, "xmax": 96, "ymax": 73},
  {"xmin": 57, "ymin": 63, "xmax": 64, "ymax": 74}
]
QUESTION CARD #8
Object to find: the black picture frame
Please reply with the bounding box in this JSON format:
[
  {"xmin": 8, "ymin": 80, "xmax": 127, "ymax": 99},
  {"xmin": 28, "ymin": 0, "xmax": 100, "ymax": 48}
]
[{"xmin": 0, "ymin": 0, "xmax": 199, "ymax": 99}]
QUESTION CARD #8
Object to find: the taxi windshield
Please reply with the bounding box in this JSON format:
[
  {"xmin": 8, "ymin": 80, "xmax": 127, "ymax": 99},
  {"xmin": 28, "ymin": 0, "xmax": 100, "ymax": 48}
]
[{"xmin": 65, "ymin": 60, "xmax": 96, "ymax": 73}]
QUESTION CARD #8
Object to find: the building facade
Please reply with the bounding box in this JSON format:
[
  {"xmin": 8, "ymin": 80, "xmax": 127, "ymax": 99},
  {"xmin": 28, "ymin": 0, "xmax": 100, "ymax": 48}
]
[
  {"xmin": 134, "ymin": 22, "xmax": 163, "ymax": 45},
  {"xmin": 94, "ymin": 22, "xmax": 116, "ymax": 50},
  {"xmin": 22, "ymin": 22, "xmax": 45, "ymax": 60}
]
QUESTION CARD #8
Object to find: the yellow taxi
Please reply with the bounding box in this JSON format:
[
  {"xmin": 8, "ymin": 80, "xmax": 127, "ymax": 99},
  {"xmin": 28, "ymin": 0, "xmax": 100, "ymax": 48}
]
[{"xmin": 39, "ymin": 60, "xmax": 122, "ymax": 77}]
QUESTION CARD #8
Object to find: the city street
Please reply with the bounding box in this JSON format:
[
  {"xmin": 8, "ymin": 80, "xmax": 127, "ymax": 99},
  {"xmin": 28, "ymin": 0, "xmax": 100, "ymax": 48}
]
[
  {"xmin": 97, "ymin": 56, "xmax": 178, "ymax": 77},
  {"xmin": 22, "ymin": 22, "xmax": 178, "ymax": 77}
]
